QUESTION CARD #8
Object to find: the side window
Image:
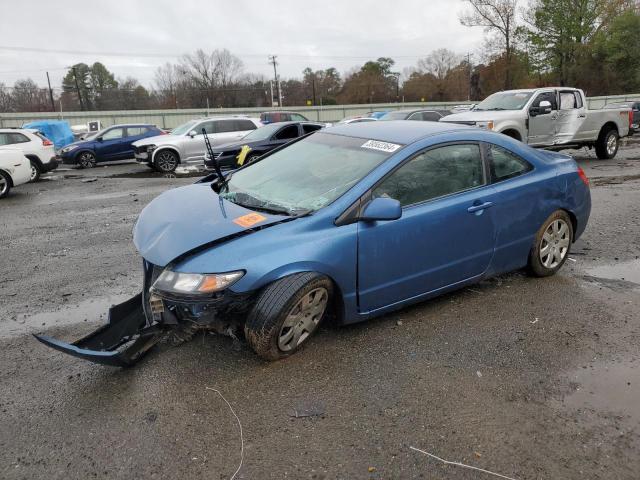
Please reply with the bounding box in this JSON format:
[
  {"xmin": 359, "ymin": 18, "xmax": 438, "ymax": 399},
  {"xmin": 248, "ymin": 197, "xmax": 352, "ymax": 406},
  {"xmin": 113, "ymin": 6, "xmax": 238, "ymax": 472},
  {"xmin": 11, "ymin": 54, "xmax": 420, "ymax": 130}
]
[
  {"xmin": 126, "ymin": 127, "xmax": 146, "ymax": 137},
  {"xmin": 407, "ymin": 112, "xmax": 422, "ymax": 121},
  {"xmin": 422, "ymin": 111, "xmax": 442, "ymax": 121},
  {"xmin": 1, "ymin": 132, "xmax": 30, "ymax": 144},
  {"xmin": 488, "ymin": 145, "xmax": 532, "ymax": 182},
  {"xmin": 559, "ymin": 92, "xmax": 577, "ymax": 110},
  {"xmin": 532, "ymin": 92, "xmax": 557, "ymax": 111},
  {"xmin": 101, "ymin": 128, "xmax": 124, "ymax": 140},
  {"xmin": 234, "ymin": 119, "xmax": 257, "ymax": 131},
  {"xmin": 373, "ymin": 144, "xmax": 485, "ymax": 207},
  {"xmin": 199, "ymin": 121, "xmax": 217, "ymax": 134},
  {"xmin": 302, "ymin": 124, "xmax": 322, "ymax": 134},
  {"xmin": 0, "ymin": 133, "xmax": 8, "ymax": 146},
  {"xmin": 574, "ymin": 92, "xmax": 583, "ymax": 109},
  {"xmin": 274, "ymin": 125, "xmax": 300, "ymax": 140},
  {"xmin": 216, "ymin": 120, "xmax": 238, "ymax": 133},
  {"xmin": 291, "ymin": 114, "xmax": 307, "ymax": 121}
]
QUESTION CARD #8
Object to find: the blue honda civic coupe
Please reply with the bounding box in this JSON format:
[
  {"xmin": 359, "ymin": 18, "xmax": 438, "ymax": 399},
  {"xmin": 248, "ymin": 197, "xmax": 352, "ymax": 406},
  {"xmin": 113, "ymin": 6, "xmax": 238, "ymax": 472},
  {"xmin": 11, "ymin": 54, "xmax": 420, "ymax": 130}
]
[{"xmin": 36, "ymin": 121, "xmax": 591, "ymax": 366}]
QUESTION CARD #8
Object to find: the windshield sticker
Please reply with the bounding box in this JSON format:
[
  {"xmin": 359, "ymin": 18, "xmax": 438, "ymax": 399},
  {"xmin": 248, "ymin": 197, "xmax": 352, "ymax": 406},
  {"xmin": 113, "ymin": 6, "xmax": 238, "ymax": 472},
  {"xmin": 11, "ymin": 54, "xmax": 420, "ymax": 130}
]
[
  {"xmin": 233, "ymin": 213, "xmax": 267, "ymax": 228},
  {"xmin": 361, "ymin": 140, "xmax": 401, "ymax": 153}
]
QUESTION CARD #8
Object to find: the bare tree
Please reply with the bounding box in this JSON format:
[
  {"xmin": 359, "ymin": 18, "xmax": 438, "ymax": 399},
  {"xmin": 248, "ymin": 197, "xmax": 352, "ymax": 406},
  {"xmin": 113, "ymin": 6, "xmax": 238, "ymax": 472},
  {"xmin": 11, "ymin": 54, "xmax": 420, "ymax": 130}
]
[
  {"xmin": 417, "ymin": 49, "xmax": 462, "ymax": 79},
  {"xmin": 460, "ymin": 0, "xmax": 518, "ymax": 89}
]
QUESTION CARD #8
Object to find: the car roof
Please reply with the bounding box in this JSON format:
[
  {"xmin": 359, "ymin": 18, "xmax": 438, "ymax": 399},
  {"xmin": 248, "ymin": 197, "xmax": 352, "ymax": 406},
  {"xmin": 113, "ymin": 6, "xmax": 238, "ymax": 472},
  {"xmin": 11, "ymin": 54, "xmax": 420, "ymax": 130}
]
[
  {"xmin": 107, "ymin": 123, "xmax": 156, "ymax": 128},
  {"xmin": 323, "ymin": 120, "xmax": 468, "ymax": 144},
  {"xmin": 261, "ymin": 111, "xmax": 301, "ymax": 115}
]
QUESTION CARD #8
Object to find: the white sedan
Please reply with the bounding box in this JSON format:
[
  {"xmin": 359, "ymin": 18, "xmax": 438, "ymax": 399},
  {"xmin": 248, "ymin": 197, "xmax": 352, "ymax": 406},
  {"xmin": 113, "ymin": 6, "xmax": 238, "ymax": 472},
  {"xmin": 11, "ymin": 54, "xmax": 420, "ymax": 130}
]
[{"xmin": 0, "ymin": 149, "xmax": 31, "ymax": 199}]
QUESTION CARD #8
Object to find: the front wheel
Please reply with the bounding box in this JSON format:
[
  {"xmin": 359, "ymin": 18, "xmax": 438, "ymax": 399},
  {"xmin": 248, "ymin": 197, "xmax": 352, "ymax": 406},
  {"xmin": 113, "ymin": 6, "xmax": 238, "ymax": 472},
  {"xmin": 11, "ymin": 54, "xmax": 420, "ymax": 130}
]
[
  {"xmin": 154, "ymin": 150, "xmax": 179, "ymax": 173},
  {"xmin": 29, "ymin": 160, "xmax": 41, "ymax": 182},
  {"xmin": 0, "ymin": 170, "xmax": 11, "ymax": 198},
  {"xmin": 77, "ymin": 151, "xmax": 97, "ymax": 168},
  {"xmin": 527, "ymin": 210, "xmax": 573, "ymax": 277},
  {"xmin": 244, "ymin": 273, "xmax": 333, "ymax": 361},
  {"xmin": 595, "ymin": 128, "xmax": 619, "ymax": 159}
]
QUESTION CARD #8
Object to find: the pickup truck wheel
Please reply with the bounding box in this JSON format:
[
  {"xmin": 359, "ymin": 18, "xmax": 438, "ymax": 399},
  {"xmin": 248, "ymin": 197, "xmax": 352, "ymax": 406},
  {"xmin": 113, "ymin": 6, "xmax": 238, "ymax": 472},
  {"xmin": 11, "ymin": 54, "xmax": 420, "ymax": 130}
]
[
  {"xmin": 595, "ymin": 128, "xmax": 619, "ymax": 159},
  {"xmin": 527, "ymin": 210, "xmax": 573, "ymax": 277},
  {"xmin": 154, "ymin": 150, "xmax": 179, "ymax": 173},
  {"xmin": 244, "ymin": 273, "xmax": 333, "ymax": 361},
  {"xmin": 0, "ymin": 171, "xmax": 11, "ymax": 198},
  {"xmin": 29, "ymin": 160, "xmax": 41, "ymax": 182}
]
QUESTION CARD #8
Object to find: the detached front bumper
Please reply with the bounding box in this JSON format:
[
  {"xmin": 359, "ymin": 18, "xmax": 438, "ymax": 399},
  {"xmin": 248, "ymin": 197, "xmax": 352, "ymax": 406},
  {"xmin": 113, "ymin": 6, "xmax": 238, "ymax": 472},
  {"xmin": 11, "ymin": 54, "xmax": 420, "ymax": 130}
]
[
  {"xmin": 34, "ymin": 293, "xmax": 163, "ymax": 367},
  {"xmin": 35, "ymin": 262, "xmax": 254, "ymax": 367}
]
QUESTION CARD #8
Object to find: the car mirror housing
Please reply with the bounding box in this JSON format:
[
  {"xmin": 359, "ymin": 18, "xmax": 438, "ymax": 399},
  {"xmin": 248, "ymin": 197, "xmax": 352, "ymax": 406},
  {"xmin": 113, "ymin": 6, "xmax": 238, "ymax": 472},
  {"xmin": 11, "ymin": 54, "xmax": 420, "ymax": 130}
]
[
  {"xmin": 360, "ymin": 197, "xmax": 402, "ymax": 222},
  {"xmin": 188, "ymin": 130, "xmax": 198, "ymax": 137}
]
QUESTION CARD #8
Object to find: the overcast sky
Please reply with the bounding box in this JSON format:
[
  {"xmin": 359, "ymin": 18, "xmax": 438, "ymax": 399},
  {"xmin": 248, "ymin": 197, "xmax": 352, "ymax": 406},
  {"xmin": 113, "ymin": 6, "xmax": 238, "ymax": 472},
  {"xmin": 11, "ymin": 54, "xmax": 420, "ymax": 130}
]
[{"xmin": 0, "ymin": 0, "xmax": 485, "ymax": 90}]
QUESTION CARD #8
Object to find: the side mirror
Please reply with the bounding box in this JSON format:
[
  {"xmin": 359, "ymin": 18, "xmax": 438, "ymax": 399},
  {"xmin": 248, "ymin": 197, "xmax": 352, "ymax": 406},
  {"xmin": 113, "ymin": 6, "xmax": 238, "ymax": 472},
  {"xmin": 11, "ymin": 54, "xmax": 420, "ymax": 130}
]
[
  {"xmin": 538, "ymin": 100, "xmax": 552, "ymax": 115},
  {"xmin": 96, "ymin": 137, "xmax": 103, "ymax": 142},
  {"xmin": 360, "ymin": 197, "xmax": 402, "ymax": 222},
  {"xmin": 188, "ymin": 130, "xmax": 198, "ymax": 138}
]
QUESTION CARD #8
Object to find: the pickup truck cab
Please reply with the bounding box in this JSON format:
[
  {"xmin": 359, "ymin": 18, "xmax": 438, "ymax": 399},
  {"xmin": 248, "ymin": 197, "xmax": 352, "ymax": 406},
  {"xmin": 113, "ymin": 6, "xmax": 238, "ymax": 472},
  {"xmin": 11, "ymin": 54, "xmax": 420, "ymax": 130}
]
[{"xmin": 440, "ymin": 88, "xmax": 632, "ymax": 159}]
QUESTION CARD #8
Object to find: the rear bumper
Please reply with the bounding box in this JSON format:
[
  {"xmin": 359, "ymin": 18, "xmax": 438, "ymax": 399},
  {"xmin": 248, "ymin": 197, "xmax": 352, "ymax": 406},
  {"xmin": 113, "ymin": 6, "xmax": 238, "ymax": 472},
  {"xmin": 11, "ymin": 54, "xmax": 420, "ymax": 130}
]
[{"xmin": 41, "ymin": 156, "xmax": 59, "ymax": 173}]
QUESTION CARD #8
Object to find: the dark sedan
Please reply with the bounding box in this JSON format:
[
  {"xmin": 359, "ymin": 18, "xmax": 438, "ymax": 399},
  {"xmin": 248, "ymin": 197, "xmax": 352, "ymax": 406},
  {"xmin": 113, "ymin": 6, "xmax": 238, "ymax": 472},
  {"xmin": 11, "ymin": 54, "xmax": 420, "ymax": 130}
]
[
  {"xmin": 379, "ymin": 109, "xmax": 451, "ymax": 122},
  {"xmin": 204, "ymin": 121, "xmax": 325, "ymax": 170}
]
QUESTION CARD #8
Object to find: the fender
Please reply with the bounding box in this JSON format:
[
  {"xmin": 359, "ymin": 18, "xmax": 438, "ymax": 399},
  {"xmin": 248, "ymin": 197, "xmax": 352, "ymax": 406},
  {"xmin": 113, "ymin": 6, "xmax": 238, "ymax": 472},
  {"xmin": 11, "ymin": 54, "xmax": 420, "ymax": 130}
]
[
  {"xmin": 151, "ymin": 146, "xmax": 182, "ymax": 164},
  {"xmin": 23, "ymin": 154, "xmax": 43, "ymax": 169}
]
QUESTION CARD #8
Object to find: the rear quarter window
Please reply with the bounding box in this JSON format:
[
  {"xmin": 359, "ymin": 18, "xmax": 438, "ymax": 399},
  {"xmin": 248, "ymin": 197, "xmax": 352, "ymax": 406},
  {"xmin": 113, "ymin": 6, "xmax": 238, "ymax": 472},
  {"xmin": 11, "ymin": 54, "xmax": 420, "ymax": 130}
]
[
  {"xmin": 234, "ymin": 119, "xmax": 257, "ymax": 131},
  {"xmin": 488, "ymin": 145, "xmax": 533, "ymax": 182}
]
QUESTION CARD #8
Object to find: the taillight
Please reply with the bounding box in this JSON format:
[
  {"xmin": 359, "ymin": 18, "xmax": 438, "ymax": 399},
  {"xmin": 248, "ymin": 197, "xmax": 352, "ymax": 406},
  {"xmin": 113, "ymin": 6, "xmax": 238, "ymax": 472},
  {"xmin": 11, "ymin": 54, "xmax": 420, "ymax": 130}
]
[
  {"xmin": 42, "ymin": 138, "xmax": 53, "ymax": 146},
  {"xmin": 160, "ymin": 130, "xmax": 168, "ymax": 135},
  {"xmin": 629, "ymin": 109, "xmax": 633, "ymax": 127},
  {"xmin": 577, "ymin": 166, "xmax": 589, "ymax": 186}
]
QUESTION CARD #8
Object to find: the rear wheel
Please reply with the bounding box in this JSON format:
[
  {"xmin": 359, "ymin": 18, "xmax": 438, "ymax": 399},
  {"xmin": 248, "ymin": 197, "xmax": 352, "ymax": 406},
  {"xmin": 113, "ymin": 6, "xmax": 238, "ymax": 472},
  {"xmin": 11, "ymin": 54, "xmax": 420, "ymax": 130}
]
[
  {"xmin": 29, "ymin": 160, "xmax": 41, "ymax": 182},
  {"xmin": 244, "ymin": 272, "xmax": 333, "ymax": 360},
  {"xmin": 527, "ymin": 210, "xmax": 573, "ymax": 277},
  {"xmin": 0, "ymin": 171, "xmax": 11, "ymax": 198},
  {"xmin": 78, "ymin": 151, "xmax": 97, "ymax": 168},
  {"xmin": 154, "ymin": 150, "xmax": 179, "ymax": 173},
  {"xmin": 595, "ymin": 128, "xmax": 619, "ymax": 159}
]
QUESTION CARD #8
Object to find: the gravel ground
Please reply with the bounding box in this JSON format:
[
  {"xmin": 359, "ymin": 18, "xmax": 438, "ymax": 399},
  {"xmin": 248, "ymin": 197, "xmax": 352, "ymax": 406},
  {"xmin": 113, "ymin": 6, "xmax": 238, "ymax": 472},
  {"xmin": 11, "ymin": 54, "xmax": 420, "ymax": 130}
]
[{"xmin": 1, "ymin": 142, "xmax": 639, "ymax": 480}]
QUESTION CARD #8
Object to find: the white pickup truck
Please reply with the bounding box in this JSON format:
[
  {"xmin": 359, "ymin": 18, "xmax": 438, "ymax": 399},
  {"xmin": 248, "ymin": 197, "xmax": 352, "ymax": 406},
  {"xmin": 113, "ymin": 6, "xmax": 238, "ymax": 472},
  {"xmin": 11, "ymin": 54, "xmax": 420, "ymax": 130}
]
[{"xmin": 440, "ymin": 87, "xmax": 632, "ymax": 159}]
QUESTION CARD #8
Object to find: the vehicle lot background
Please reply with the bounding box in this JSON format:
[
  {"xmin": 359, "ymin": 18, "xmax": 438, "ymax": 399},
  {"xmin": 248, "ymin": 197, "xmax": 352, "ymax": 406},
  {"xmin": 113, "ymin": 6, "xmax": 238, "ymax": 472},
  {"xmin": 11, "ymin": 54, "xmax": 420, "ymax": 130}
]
[
  {"xmin": 1, "ymin": 142, "xmax": 639, "ymax": 479},
  {"xmin": 0, "ymin": 92, "xmax": 638, "ymax": 129}
]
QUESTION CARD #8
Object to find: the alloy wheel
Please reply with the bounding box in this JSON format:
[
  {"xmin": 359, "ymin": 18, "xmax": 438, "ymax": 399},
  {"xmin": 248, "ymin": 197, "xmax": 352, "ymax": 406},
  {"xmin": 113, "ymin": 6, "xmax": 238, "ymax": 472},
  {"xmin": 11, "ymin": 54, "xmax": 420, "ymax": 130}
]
[
  {"xmin": 30, "ymin": 163, "xmax": 39, "ymax": 181},
  {"xmin": 278, "ymin": 287, "xmax": 328, "ymax": 352},
  {"xmin": 606, "ymin": 133, "xmax": 618, "ymax": 156},
  {"xmin": 79, "ymin": 152, "xmax": 96, "ymax": 168},
  {"xmin": 539, "ymin": 219, "xmax": 570, "ymax": 269},
  {"xmin": 156, "ymin": 151, "xmax": 177, "ymax": 172},
  {"xmin": 0, "ymin": 175, "xmax": 7, "ymax": 196}
]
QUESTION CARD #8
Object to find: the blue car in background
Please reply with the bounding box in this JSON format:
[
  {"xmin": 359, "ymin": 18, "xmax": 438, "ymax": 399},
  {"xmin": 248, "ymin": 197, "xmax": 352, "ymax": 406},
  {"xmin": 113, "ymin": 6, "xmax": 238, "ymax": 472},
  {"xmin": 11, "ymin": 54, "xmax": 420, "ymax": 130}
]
[
  {"xmin": 22, "ymin": 120, "xmax": 75, "ymax": 150},
  {"xmin": 57, "ymin": 124, "xmax": 165, "ymax": 168},
  {"xmin": 36, "ymin": 121, "xmax": 591, "ymax": 366}
]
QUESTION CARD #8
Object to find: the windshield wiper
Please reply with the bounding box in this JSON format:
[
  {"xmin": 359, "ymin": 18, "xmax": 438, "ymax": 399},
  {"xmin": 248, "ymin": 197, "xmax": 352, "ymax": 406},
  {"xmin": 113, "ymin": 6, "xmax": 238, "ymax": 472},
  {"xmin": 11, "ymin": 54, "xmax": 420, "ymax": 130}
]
[
  {"xmin": 222, "ymin": 191, "xmax": 307, "ymax": 217},
  {"xmin": 486, "ymin": 107, "xmax": 506, "ymax": 111}
]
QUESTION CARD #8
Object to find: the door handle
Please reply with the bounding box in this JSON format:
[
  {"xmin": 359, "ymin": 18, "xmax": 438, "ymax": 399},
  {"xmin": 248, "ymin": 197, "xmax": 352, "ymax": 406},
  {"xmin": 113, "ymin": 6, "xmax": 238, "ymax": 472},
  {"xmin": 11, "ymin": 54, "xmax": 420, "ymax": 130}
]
[
  {"xmin": 578, "ymin": 113, "xmax": 586, "ymax": 118},
  {"xmin": 467, "ymin": 201, "xmax": 493, "ymax": 213}
]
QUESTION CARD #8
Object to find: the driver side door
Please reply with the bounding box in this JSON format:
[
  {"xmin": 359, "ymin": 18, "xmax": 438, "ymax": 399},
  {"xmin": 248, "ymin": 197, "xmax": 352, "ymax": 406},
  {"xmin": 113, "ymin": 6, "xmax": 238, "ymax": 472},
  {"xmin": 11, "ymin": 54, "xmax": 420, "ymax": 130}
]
[
  {"xmin": 527, "ymin": 91, "xmax": 558, "ymax": 146},
  {"xmin": 357, "ymin": 143, "xmax": 496, "ymax": 312},
  {"xmin": 267, "ymin": 124, "xmax": 302, "ymax": 148},
  {"xmin": 94, "ymin": 127, "xmax": 126, "ymax": 161}
]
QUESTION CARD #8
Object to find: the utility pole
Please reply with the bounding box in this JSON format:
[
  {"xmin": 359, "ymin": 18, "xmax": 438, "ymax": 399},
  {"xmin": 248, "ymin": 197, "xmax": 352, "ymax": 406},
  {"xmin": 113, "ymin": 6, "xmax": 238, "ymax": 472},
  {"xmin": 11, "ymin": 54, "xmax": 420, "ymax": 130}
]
[
  {"xmin": 269, "ymin": 55, "xmax": 280, "ymax": 107},
  {"xmin": 72, "ymin": 66, "xmax": 84, "ymax": 111},
  {"xmin": 46, "ymin": 72, "xmax": 55, "ymax": 112},
  {"xmin": 467, "ymin": 52, "xmax": 473, "ymax": 102}
]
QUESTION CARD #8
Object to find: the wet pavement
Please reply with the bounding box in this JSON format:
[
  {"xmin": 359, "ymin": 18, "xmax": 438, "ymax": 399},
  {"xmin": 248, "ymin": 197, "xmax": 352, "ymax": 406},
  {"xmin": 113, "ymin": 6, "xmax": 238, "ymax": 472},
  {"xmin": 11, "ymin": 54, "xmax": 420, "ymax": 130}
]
[{"xmin": 1, "ymin": 145, "xmax": 639, "ymax": 479}]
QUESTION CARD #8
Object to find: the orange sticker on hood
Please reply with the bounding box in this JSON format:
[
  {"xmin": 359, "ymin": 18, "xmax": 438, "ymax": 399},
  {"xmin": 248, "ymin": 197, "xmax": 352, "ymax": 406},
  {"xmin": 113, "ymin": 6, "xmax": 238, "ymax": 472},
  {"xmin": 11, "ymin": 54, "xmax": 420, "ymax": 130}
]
[{"xmin": 233, "ymin": 213, "xmax": 267, "ymax": 228}]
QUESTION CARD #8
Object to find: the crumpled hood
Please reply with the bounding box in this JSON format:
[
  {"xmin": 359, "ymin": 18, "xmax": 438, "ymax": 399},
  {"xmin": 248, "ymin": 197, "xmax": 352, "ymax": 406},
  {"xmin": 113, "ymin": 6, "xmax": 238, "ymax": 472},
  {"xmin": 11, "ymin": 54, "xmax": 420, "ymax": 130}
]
[{"xmin": 133, "ymin": 183, "xmax": 287, "ymax": 267}]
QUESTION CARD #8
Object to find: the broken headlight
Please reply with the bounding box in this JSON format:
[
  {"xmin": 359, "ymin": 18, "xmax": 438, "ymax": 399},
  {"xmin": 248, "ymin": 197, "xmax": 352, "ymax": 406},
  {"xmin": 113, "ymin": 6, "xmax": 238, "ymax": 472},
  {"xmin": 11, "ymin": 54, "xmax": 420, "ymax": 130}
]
[{"xmin": 151, "ymin": 270, "xmax": 244, "ymax": 296}]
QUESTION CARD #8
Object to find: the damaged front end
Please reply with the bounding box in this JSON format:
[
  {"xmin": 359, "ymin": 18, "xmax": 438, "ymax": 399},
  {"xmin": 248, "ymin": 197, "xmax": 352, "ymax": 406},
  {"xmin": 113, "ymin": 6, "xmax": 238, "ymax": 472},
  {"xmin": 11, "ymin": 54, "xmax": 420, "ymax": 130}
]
[{"xmin": 35, "ymin": 260, "xmax": 253, "ymax": 367}]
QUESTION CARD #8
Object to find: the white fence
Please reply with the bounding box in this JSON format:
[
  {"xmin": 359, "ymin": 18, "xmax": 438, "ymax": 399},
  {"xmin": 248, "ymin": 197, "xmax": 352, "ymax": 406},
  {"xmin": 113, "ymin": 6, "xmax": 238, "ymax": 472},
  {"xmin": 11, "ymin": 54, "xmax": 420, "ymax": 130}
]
[{"xmin": 1, "ymin": 93, "xmax": 638, "ymax": 129}]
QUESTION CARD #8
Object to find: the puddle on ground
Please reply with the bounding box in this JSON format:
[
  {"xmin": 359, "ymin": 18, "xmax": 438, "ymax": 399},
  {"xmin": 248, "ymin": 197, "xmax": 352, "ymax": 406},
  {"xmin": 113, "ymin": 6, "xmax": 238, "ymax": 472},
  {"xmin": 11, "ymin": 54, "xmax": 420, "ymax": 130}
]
[
  {"xmin": 586, "ymin": 259, "xmax": 640, "ymax": 285},
  {"xmin": 1, "ymin": 295, "xmax": 130, "ymax": 339},
  {"xmin": 563, "ymin": 360, "xmax": 640, "ymax": 425}
]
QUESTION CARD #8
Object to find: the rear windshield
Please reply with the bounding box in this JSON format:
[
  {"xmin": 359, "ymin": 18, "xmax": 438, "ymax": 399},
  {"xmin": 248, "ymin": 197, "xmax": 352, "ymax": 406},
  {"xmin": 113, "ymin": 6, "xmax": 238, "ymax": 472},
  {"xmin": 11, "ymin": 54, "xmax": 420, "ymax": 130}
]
[{"xmin": 219, "ymin": 133, "xmax": 400, "ymax": 214}]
